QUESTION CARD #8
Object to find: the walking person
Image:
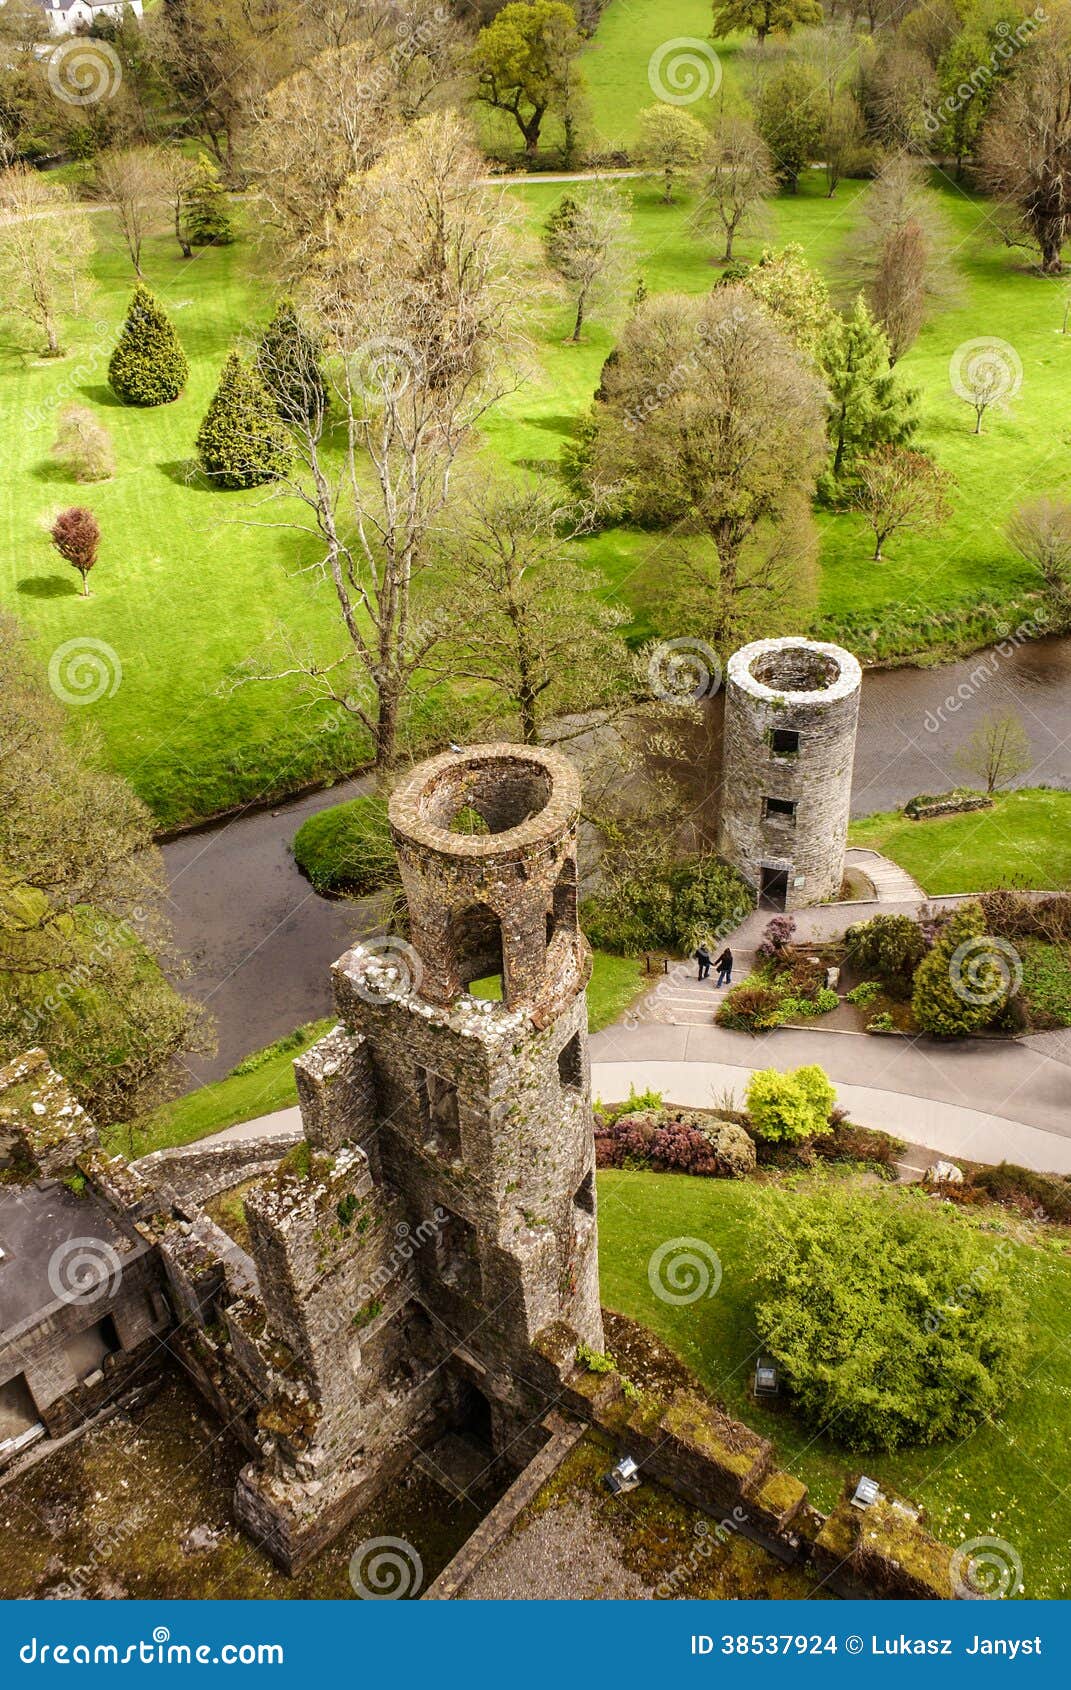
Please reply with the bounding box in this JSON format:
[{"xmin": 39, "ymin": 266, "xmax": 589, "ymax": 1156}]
[
  {"xmin": 695, "ymin": 942, "xmax": 712, "ymax": 981},
  {"xmin": 715, "ymin": 945, "xmax": 734, "ymax": 988}
]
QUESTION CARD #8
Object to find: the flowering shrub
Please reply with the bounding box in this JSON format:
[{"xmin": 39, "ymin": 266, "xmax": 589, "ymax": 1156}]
[
  {"xmin": 756, "ymin": 914, "xmax": 796, "ymax": 960},
  {"xmin": 594, "ymin": 1108, "xmax": 756, "ymax": 1178},
  {"xmin": 746, "ymin": 1064, "xmax": 836, "ymax": 1143}
]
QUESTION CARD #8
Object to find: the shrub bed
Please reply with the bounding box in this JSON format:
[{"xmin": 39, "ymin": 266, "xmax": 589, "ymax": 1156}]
[{"xmin": 594, "ymin": 1105, "xmax": 757, "ymax": 1179}]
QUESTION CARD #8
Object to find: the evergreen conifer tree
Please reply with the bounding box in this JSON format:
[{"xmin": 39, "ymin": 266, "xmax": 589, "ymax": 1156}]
[
  {"xmin": 108, "ymin": 284, "xmax": 188, "ymax": 406},
  {"xmin": 184, "ymin": 155, "xmax": 234, "ymax": 248},
  {"xmin": 255, "ymin": 300, "xmax": 328, "ymax": 428},
  {"xmin": 821, "ymin": 295, "xmax": 917, "ymax": 487},
  {"xmin": 196, "ymin": 351, "xmax": 289, "ymax": 489}
]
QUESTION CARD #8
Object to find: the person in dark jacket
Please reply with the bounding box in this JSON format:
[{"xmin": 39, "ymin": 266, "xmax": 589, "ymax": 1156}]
[
  {"xmin": 695, "ymin": 943, "xmax": 712, "ymax": 981},
  {"xmin": 715, "ymin": 946, "xmax": 734, "ymax": 988}
]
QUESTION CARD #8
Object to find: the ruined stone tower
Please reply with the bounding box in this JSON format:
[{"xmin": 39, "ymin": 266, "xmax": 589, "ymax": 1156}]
[
  {"xmin": 716, "ymin": 637, "xmax": 862, "ymax": 912},
  {"xmin": 233, "ymin": 743, "xmax": 604, "ymax": 1569}
]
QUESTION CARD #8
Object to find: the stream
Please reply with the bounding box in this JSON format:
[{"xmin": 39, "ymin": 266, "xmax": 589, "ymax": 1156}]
[{"xmin": 163, "ymin": 636, "xmax": 1071, "ymax": 1085}]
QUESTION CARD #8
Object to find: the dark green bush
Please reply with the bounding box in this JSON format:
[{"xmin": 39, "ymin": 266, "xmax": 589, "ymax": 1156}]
[
  {"xmin": 581, "ymin": 853, "xmax": 752, "ymax": 956},
  {"xmin": 754, "ymin": 1187, "xmax": 1028, "ymax": 1450},
  {"xmin": 912, "ymin": 901, "xmax": 1011, "ymax": 1036},
  {"xmin": 970, "ymin": 1162, "xmax": 1071, "ymax": 1225},
  {"xmin": 196, "ymin": 351, "xmax": 289, "ymax": 489},
  {"xmin": 293, "ymin": 795, "xmax": 398, "ymax": 897},
  {"xmin": 846, "ymin": 912, "xmax": 926, "ymax": 996},
  {"xmin": 108, "ymin": 284, "xmax": 188, "ymax": 406},
  {"xmin": 256, "ymin": 299, "xmax": 328, "ymax": 428}
]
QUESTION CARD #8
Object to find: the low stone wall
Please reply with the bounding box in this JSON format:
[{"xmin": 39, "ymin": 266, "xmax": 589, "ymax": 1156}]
[
  {"xmin": 532, "ymin": 1322, "xmax": 955, "ymax": 1601},
  {"xmin": 134, "ymin": 1130, "xmax": 301, "ymax": 1210},
  {"xmin": 904, "ymin": 790, "xmax": 993, "ymax": 820}
]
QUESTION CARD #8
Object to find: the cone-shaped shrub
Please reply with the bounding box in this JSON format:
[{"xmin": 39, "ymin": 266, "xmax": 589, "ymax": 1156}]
[
  {"xmin": 108, "ymin": 284, "xmax": 188, "ymax": 406},
  {"xmin": 184, "ymin": 154, "xmax": 234, "ymax": 247},
  {"xmin": 196, "ymin": 351, "xmax": 289, "ymax": 490},
  {"xmin": 255, "ymin": 299, "xmax": 328, "ymax": 428}
]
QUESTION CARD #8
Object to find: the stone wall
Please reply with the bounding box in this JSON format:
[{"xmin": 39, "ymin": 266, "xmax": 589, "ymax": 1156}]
[
  {"xmin": 717, "ymin": 638, "xmax": 862, "ymax": 912},
  {"xmin": 134, "ymin": 1131, "xmax": 301, "ymax": 1209}
]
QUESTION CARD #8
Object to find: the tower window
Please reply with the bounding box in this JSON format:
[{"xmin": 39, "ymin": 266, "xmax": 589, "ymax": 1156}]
[
  {"xmin": 415, "ymin": 1066, "xmax": 461, "ymax": 1158},
  {"xmin": 558, "ymin": 1032, "xmax": 584, "ymax": 1091},
  {"xmin": 573, "ymin": 1169, "xmax": 595, "ymax": 1215},
  {"xmin": 763, "ymin": 797, "xmax": 797, "ymax": 824},
  {"xmin": 771, "ymin": 728, "xmax": 800, "ymax": 757}
]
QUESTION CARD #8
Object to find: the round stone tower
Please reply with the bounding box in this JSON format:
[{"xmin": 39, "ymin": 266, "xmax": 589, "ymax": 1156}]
[
  {"xmin": 387, "ymin": 743, "xmax": 588, "ymax": 1021},
  {"xmin": 716, "ymin": 636, "xmax": 862, "ymax": 911}
]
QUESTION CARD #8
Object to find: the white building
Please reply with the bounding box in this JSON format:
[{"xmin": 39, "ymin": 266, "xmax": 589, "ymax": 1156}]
[{"xmin": 35, "ymin": 0, "xmax": 143, "ymax": 35}]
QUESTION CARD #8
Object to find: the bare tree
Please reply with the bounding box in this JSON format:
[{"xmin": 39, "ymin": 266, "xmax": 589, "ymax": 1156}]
[
  {"xmin": 245, "ymin": 113, "xmax": 528, "ymax": 772},
  {"xmin": 691, "ymin": 115, "xmax": 776, "ymax": 262},
  {"xmin": 429, "ymin": 480, "xmax": 630, "ymax": 743},
  {"xmin": 855, "ymin": 445, "xmax": 954, "ymax": 559},
  {"xmin": 52, "ymin": 405, "xmax": 115, "ymax": 482},
  {"xmin": 156, "ymin": 150, "xmax": 198, "ymax": 260},
  {"xmin": 543, "ymin": 185, "xmax": 635, "ymax": 343},
  {"xmin": 953, "ymin": 711, "xmax": 1033, "ymax": 794},
  {"xmin": 979, "ymin": 26, "xmax": 1071, "ymax": 274},
  {"xmin": 843, "ymin": 153, "xmax": 954, "ymax": 363},
  {"xmin": 0, "ymin": 167, "xmax": 94, "ymax": 356},
  {"xmin": 1006, "ymin": 496, "xmax": 1071, "ymax": 609},
  {"xmin": 247, "ymin": 41, "xmax": 402, "ymax": 282},
  {"xmin": 297, "ymin": 0, "xmax": 469, "ymax": 118},
  {"xmin": 94, "ymin": 148, "xmax": 168, "ymax": 277},
  {"xmin": 823, "ymin": 91, "xmax": 866, "ymax": 198},
  {"xmin": 864, "ymin": 46, "xmax": 937, "ymax": 151}
]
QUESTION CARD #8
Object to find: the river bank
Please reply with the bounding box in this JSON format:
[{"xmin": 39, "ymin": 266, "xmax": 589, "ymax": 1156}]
[{"xmin": 163, "ymin": 635, "xmax": 1071, "ymax": 1085}]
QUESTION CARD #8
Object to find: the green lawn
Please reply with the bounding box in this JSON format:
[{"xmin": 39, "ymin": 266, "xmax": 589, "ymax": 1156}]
[
  {"xmin": 849, "ymin": 789, "xmax": 1071, "ymax": 894},
  {"xmin": 108, "ymin": 1019, "xmax": 332, "ymax": 1159},
  {"xmin": 0, "ymin": 211, "xmax": 370, "ymax": 830},
  {"xmin": 4, "ymin": 0, "xmax": 1068, "ymax": 829},
  {"xmin": 470, "ymin": 948, "xmax": 647, "ymax": 1032},
  {"xmin": 597, "ymin": 1166, "xmax": 1071, "ymax": 1597}
]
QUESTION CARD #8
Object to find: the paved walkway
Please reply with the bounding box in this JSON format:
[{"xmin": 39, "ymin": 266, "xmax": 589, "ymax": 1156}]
[
  {"xmin": 844, "ymin": 846, "xmax": 926, "ymax": 901},
  {"xmin": 589, "ymin": 1019, "xmax": 1071, "ymax": 1175}
]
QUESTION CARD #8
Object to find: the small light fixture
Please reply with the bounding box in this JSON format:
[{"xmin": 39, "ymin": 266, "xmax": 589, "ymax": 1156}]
[
  {"xmin": 754, "ymin": 1359, "xmax": 779, "ymax": 1397},
  {"xmin": 604, "ymin": 1455, "xmax": 641, "ymax": 1496},
  {"xmin": 851, "ymin": 1475, "xmax": 880, "ymax": 1510}
]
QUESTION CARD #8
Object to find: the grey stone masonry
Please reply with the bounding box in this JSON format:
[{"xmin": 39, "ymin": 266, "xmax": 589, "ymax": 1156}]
[
  {"xmin": 716, "ymin": 637, "xmax": 862, "ymax": 912},
  {"xmin": 230, "ymin": 743, "xmax": 604, "ymax": 1571}
]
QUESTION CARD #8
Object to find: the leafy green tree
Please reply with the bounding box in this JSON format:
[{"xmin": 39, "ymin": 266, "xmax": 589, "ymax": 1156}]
[
  {"xmin": 755, "ymin": 61, "xmax": 824, "ymax": 191},
  {"xmin": 196, "ymin": 351, "xmax": 289, "ymax": 489},
  {"xmin": 0, "ymin": 612, "xmax": 211, "ymax": 1122},
  {"xmin": 712, "ymin": 0, "xmax": 822, "ymax": 44},
  {"xmin": 746, "ymin": 1064, "xmax": 835, "ymax": 1143},
  {"xmin": 821, "ymin": 295, "xmax": 917, "ymax": 486},
  {"xmin": 636, "ymin": 104, "xmax": 707, "ymax": 203},
  {"xmin": 183, "ymin": 153, "xmax": 234, "ymax": 246},
  {"xmin": 913, "ymin": 901, "xmax": 1014, "ymax": 1035},
  {"xmin": 255, "ymin": 299, "xmax": 328, "ymax": 428},
  {"xmin": 472, "ymin": 0, "xmax": 584, "ymax": 157},
  {"xmin": 108, "ymin": 284, "xmax": 188, "ymax": 406},
  {"xmin": 754, "ymin": 1186, "xmax": 1028, "ymax": 1450},
  {"xmin": 740, "ymin": 242, "xmax": 834, "ymax": 359}
]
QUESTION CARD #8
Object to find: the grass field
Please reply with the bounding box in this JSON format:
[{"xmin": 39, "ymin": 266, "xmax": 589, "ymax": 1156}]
[
  {"xmin": 597, "ymin": 1166, "xmax": 1071, "ymax": 1597},
  {"xmin": 849, "ymin": 789, "xmax": 1071, "ymax": 893},
  {"xmin": 108, "ymin": 1018, "xmax": 332, "ymax": 1159},
  {"xmin": 2, "ymin": 0, "xmax": 1068, "ymax": 831},
  {"xmin": 470, "ymin": 948, "xmax": 647, "ymax": 1031},
  {"xmin": 0, "ymin": 211, "xmax": 370, "ymax": 829}
]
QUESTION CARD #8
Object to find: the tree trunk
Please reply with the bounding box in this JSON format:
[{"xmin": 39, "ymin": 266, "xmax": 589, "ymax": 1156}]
[
  {"xmin": 44, "ymin": 317, "xmax": 60, "ymax": 358},
  {"xmin": 174, "ymin": 204, "xmax": 192, "ymax": 259},
  {"xmin": 518, "ymin": 688, "xmax": 538, "ymax": 745},
  {"xmin": 1039, "ymin": 233, "xmax": 1064, "ymax": 275},
  {"xmin": 571, "ymin": 295, "xmax": 585, "ymax": 343},
  {"xmin": 722, "ymin": 227, "xmax": 734, "ymax": 261}
]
